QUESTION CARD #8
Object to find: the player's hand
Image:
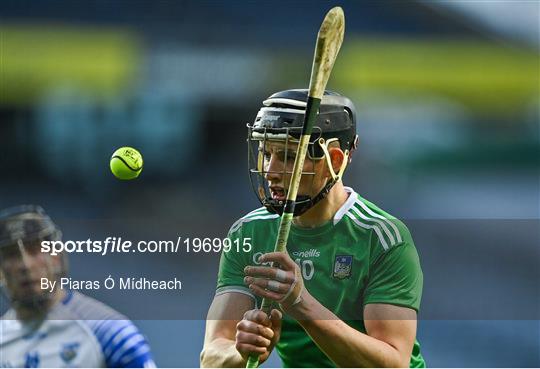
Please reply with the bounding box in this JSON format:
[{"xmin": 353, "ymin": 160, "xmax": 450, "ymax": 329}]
[
  {"xmin": 235, "ymin": 308, "xmax": 282, "ymax": 364},
  {"xmin": 244, "ymin": 251, "xmax": 306, "ymax": 312}
]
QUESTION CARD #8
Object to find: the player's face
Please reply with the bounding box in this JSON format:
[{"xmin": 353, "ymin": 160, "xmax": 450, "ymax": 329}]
[
  {"xmin": 0, "ymin": 240, "xmax": 60, "ymax": 307},
  {"xmin": 260, "ymin": 140, "xmax": 329, "ymax": 201}
]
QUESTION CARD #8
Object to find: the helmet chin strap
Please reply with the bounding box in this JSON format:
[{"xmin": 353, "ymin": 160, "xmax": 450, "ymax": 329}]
[
  {"xmin": 263, "ymin": 178, "xmax": 338, "ymax": 217},
  {"xmin": 300, "ymin": 178, "xmax": 339, "ymax": 215},
  {"xmin": 318, "ymin": 137, "xmax": 350, "ymax": 182}
]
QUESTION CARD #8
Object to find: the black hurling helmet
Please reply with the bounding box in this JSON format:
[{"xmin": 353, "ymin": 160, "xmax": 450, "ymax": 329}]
[
  {"xmin": 247, "ymin": 89, "xmax": 358, "ymax": 216},
  {"xmin": 0, "ymin": 205, "xmax": 64, "ymax": 312}
]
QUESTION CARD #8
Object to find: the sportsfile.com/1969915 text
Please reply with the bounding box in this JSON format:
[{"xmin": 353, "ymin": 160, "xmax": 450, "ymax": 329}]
[{"xmin": 40, "ymin": 237, "xmax": 252, "ymax": 256}]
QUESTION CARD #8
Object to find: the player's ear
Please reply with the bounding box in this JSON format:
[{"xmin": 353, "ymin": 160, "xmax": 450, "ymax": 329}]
[{"xmin": 328, "ymin": 147, "xmax": 345, "ymax": 174}]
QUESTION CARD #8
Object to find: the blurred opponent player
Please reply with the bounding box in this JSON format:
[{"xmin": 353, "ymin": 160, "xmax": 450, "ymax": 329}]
[
  {"xmin": 201, "ymin": 89, "xmax": 425, "ymax": 367},
  {"xmin": 0, "ymin": 205, "xmax": 156, "ymax": 368}
]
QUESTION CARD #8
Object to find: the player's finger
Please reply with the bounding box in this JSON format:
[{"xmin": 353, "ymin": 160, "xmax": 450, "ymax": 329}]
[
  {"xmin": 236, "ymin": 320, "xmax": 274, "ymax": 340},
  {"xmin": 244, "ymin": 276, "xmax": 290, "ymax": 294},
  {"xmin": 248, "ymin": 283, "xmax": 283, "ymax": 302},
  {"xmin": 236, "ymin": 330, "xmax": 272, "ymax": 348},
  {"xmin": 244, "ymin": 266, "xmax": 295, "ymax": 283},
  {"xmin": 259, "ymin": 252, "xmax": 296, "ymax": 269},
  {"xmin": 235, "ymin": 342, "xmax": 267, "ymax": 356},
  {"xmin": 243, "ymin": 309, "xmax": 271, "ymax": 326},
  {"xmin": 270, "ymin": 309, "xmax": 283, "ymax": 338}
]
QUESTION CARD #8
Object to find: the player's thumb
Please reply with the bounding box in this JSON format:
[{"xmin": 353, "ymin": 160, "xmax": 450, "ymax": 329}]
[{"xmin": 270, "ymin": 308, "xmax": 283, "ymax": 342}]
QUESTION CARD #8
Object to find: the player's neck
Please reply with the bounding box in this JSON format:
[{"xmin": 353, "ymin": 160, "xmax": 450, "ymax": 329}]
[{"xmin": 293, "ymin": 182, "xmax": 348, "ymax": 228}]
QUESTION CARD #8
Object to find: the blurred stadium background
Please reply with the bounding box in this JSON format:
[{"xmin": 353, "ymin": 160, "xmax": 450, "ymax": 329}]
[{"xmin": 0, "ymin": 0, "xmax": 538, "ymax": 367}]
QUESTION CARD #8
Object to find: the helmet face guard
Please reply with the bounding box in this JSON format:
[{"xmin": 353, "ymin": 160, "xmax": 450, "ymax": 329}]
[
  {"xmin": 0, "ymin": 205, "xmax": 64, "ymax": 317},
  {"xmin": 248, "ymin": 125, "xmax": 326, "ymax": 217},
  {"xmin": 247, "ymin": 89, "xmax": 358, "ymax": 217}
]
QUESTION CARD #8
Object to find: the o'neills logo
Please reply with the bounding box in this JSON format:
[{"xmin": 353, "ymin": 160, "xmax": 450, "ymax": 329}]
[{"xmin": 292, "ymin": 249, "xmax": 320, "ymax": 258}]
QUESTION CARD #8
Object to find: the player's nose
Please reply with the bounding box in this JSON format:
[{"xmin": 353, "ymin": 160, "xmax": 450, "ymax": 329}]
[{"xmin": 264, "ymin": 155, "xmax": 283, "ymax": 182}]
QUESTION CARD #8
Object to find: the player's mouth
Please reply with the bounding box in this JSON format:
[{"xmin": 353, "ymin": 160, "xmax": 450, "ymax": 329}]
[{"xmin": 270, "ymin": 186, "xmax": 287, "ymax": 201}]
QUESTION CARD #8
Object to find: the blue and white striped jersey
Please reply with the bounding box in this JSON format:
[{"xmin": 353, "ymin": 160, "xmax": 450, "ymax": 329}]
[{"xmin": 0, "ymin": 290, "xmax": 156, "ymax": 368}]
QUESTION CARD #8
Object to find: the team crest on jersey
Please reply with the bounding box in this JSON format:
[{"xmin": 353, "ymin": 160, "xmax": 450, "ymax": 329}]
[
  {"xmin": 333, "ymin": 255, "xmax": 352, "ymax": 279},
  {"xmin": 60, "ymin": 342, "xmax": 80, "ymax": 363}
]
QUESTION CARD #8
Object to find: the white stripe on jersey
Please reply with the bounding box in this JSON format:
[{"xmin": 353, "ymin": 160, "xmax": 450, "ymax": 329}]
[
  {"xmin": 245, "ymin": 207, "xmax": 268, "ymax": 217},
  {"xmin": 333, "ymin": 187, "xmax": 358, "ymax": 224},
  {"xmin": 103, "ymin": 324, "xmax": 138, "ymax": 358},
  {"xmin": 229, "ymin": 211, "xmax": 279, "ymax": 234},
  {"xmin": 120, "ymin": 344, "xmax": 154, "ymax": 367},
  {"xmin": 351, "ymin": 202, "xmax": 397, "ymax": 246},
  {"xmin": 355, "ymin": 199, "xmax": 403, "ymax": 244},
  {"xmin": 228, "ymin": 208, "xmax": 269, "ymax": 233},
  {"xmin": 345, "ymin": 212, "xmax": 390, "ymax": 251},
  {"xmin": 109, "ymin": 333, "xmax": 146, "ymax": 364}
]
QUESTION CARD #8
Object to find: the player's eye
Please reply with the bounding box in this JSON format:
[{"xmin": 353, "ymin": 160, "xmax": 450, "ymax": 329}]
[
  {"xmin": 278, "ymin": 151, "xmax": 296, "ymax": 162},
  {"xmin": 258, "ymin": 147, "xmax": 271, "ymax": 160}
]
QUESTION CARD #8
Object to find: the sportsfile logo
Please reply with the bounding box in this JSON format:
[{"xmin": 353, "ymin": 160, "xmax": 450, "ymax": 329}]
[{"xmin": 292, "ymin": 249, "xmax": 320, "ymax": 258}]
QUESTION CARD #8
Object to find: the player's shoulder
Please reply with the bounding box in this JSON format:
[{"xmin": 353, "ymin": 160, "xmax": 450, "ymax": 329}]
[
  {"xmin": 341, "ymin": 187, "xmax": 413, "ymax": 252},
  {"xmin": 56, "ymin": 290, "xmax": 133, "ymax": 343},
  {"xmin": 58, "ymin": 290, "xmax": 126, "ymax": 321},
  {"xmin": 60, "ymin": 291, "xmax": 154, "ymax": 368},
  {"xmin": 228, "ymin": 206, "xmax": 279, "ymax": 236}
]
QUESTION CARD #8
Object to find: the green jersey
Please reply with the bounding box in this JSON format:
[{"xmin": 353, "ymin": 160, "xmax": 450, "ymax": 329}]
[{"xmin": 216, "ymin": 187, "xmax": 425, "ymax": 368}]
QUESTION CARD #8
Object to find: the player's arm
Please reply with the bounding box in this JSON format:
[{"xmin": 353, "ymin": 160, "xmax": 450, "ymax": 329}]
[
  {"xmin": 208, "ymin": 225, "xmax": 284, "ymax": 366},
  {"xmin": 201, "ymin": 292, "xmax": 251, "ymax": 367},
  {"xmin": 200, "ymin": 292, "xmax": 253, "ymax": 368},
  {"xmin": 201, "ymin": 291, "xmax": 281, "ymax": 368},
  {"xmin": 295, "ymin": 298, "xmax": 416, "ymax": 367},
  {"xmin": 96, "ymin": 319, "xmax": 156, "ymax": 368}
]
